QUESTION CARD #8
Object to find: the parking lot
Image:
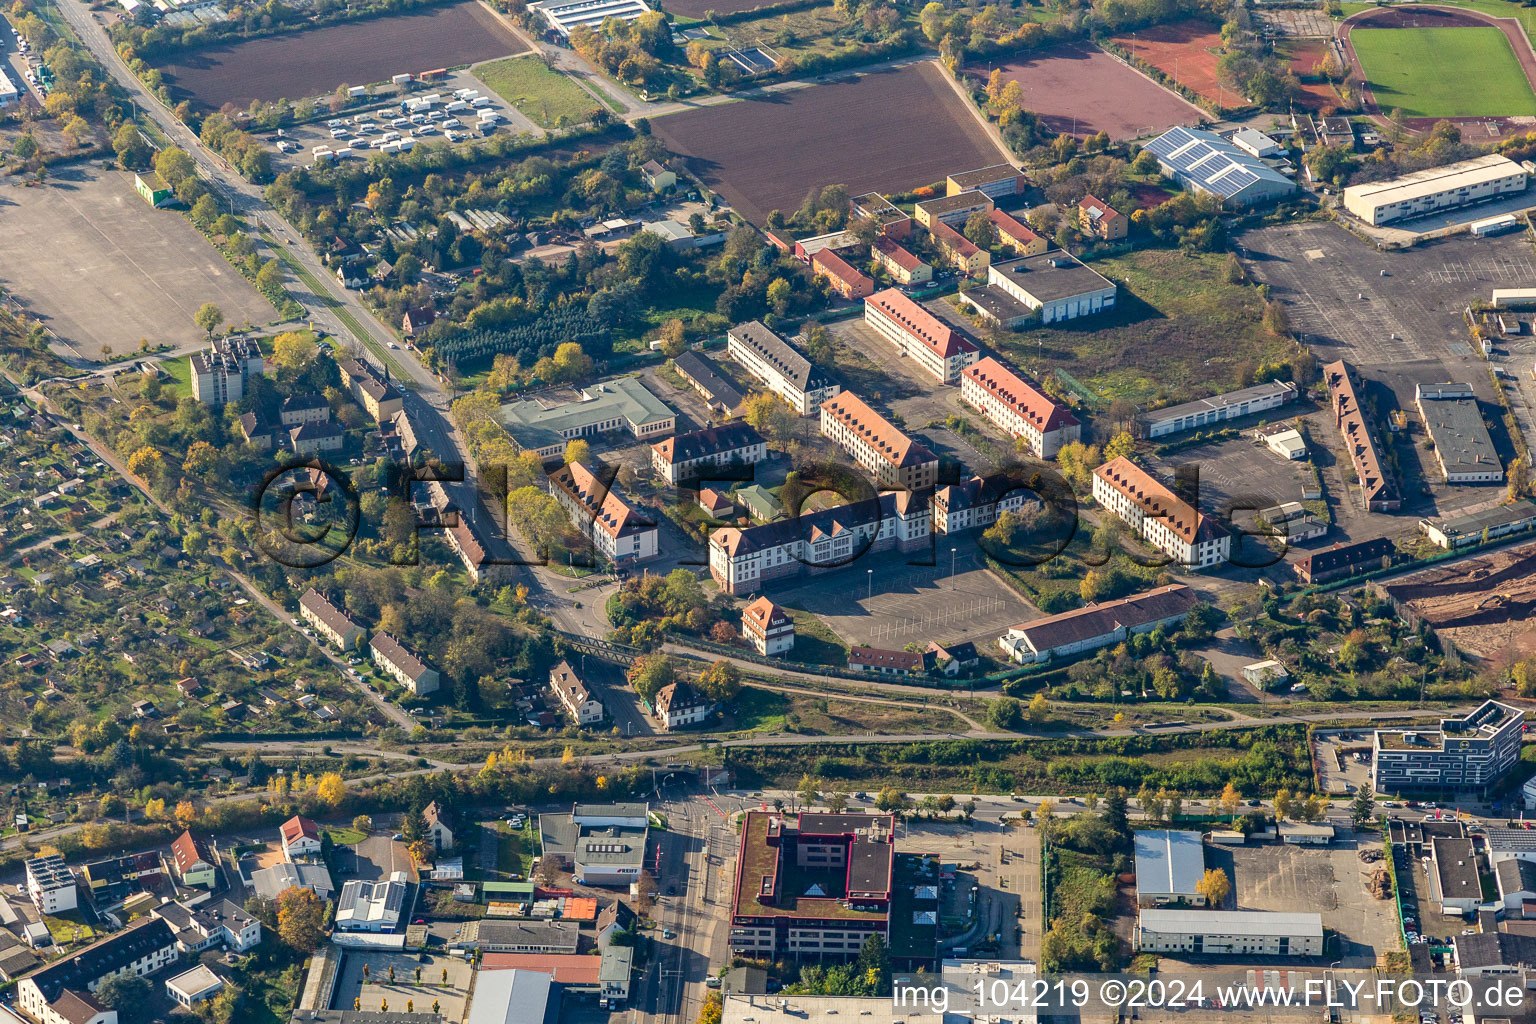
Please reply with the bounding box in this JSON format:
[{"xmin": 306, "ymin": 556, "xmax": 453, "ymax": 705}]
[
  {"xmin": 1238, "ymin": 221, "xmax": 1523, "ymax": 524},
  {"xmin": 0, "ymin": 165, "xmax": 280, "ymax": 361},
  {"xmin": 261, "ymin": 69, "xmax": 535, "ymax": 171},
  {"xmin": 1203, "ymin": 837, "xmax": 1400, "ymax": 967},
  {"xmin": 335, "ymin": 949, "xmax": 472, "ymax": 1021},
  {"xmin": 902, "ymin": 818, "xmax": 1030, "ymax": 961},
  {"xmin": 771, "ymin": 545, "xmax": 1037, "ymax": 649},
  {"xmin": 1314, "ymin": 730, "xmax": 1375, "ymax": 795},
  {"xmin": 336, "ymin": 833, "xmax": 416, "ymax": 882}
]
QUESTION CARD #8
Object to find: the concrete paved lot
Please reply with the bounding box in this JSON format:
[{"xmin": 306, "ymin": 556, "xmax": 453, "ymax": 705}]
[
  {"xmin": 0, "ymin": 165, "xmax": 275, "ymax": 361},
  {"xmin": 771, "ymin": 546, "xmax": 1037, "ymax": 648},
  {"xmin": 1314, "ymin": 731, "xmax": 1374, "ymax": 795},
  {"xmin": 1238, "ymin": 221, "xmax": 1520, "ymax": 521},
  {"xmin": 904, "ymin": 818, "xmax": 1028, "ymax": 960},
  {"xmin": 338, "ymin": 833, "xmax": 415, "ymax": 881},
  {"xmin": 1205, "ymin": 837, "xmax": 1399, "ymax": 967},
  {"xmin": 336, "ymin": 950, "xmax": 471, "ymax": 1021}
]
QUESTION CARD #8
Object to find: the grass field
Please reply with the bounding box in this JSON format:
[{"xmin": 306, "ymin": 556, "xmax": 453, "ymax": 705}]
[
  {"xmin": 474, "ymin": 56, "xmax": 598, "ymax": 127},
  {"xmin": 1351, "ymin": 26, "xmax": 1536, "ymax": 116}
]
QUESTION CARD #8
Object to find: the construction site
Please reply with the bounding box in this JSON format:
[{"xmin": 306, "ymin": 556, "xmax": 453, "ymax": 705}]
[{"xmin": 1375, "ymin": 541, "xmax": 1536, "ymax": 660}]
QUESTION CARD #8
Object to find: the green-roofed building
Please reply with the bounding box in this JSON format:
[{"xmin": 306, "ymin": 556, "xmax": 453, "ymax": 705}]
[
  {"xmin": 735, "ymin": 484, "xmax": 783, "ymax": 522},
  {"xmin": 500, "ymin": 378, "xmax": 677, "ymax": 458}
]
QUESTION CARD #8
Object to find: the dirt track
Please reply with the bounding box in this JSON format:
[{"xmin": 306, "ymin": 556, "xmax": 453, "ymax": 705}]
[{"xmin": 1381, "ymin": 541, "xmax": 1536, "ymax": 657}]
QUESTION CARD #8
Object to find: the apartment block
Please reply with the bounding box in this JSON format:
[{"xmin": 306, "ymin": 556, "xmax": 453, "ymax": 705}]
[{"xmin": 819, "ymin": 392, "xmax": 938, "ymax": 491}]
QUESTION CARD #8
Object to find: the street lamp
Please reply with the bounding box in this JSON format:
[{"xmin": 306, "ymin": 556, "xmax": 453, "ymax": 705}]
[
  {"xmin": 950, "ymin": 546, "xmax": 957, "ymax": 581},
  {"xmin": 867, "ymin": 569, "xmax": 873, "ymax": 601}
]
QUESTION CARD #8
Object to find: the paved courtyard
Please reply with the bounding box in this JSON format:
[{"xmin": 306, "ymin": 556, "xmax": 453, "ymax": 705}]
[
  {"xmin": 1204, "ymin": 838, "xmax": 1400, "ymax": 968},
  {"xmin": 335, "ymin": 950, "xmax": 472, "ymax": 1022},
  {"xmin": 0, "ymin": 164, "xmax": 279, "ymax": 362},
  {"xmin": 771, "ymin": 546, "xmax": 1037, "ymax": 649}
]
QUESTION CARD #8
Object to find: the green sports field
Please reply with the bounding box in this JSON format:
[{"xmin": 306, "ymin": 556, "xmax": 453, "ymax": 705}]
[{"xmin": 1350, "ymin": 26, "xmax": 1536, "ymax": 117}]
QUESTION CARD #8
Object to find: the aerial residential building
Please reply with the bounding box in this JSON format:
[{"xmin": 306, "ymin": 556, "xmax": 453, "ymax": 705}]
[
  {"xmin": 151, "ymin": 899, "xmax": 261, "ymax": 954},
  {"xmin": 741, "ymin": 596, "xmax": 795, "ymax": 656},
  {"xmin": 1324, "ymin": 360, "xmax": 1400, "ymax": 511},
  {"xmin": 1093, "ymin": 457, "xmax": 1230, "ymax": 569},
  {"xmin": 640, "ymin": 159, "xmax": 677, "ymax": 192},
  {"xmin": 819, "ymin": 392, "xmax": 938, "ymax": 491},
  {"xmin": 1138, "ymin": 381, "xmax": 1299, "ymax": 438},
  {"xmin": 727, "ymin": 321, "xmax": 841, "ymax": 415},
  {"xmin": 730, "ymin": 811, "xmax": 936, "ymax": 966},
  {"xmin": 929, "ymin": 220, "xmax": 990, "ymax": 277},
  {"xmin": 1134, "ymin": 909, "xmax": 1324, "ymax": 956},
  {"xmin": 932, "ymin": 472, "xmax": 1039, "ymax": 535},
  {"xmin": 962, "ymin": 253, "xmax": 1117, "ymax": 329},
  {"xmin": 289, "ymin": 421, "xmax": 343, "ymax": 455},
  {"xmin": 650, "ymin": 421, "xmax": 767, "ymax": 486},
  {"xmin": 337, "ymin": 359, "xmax": 404, "ymax": 422},
  {"xmin": 17, "ymin": 920, "xmax": 178, "ymax": 1024},
  {"xmin": 709, "ymin": 492, "xmax": 930, "ymax": 595},
  {"xmin": 25, "ymin": 854, "xmax": 76, "ymax": 914},
  {"xmin": 299, "ymin": 589, "xmax": 365, "ymax": 650},
  {"xmin": 915, "ymin": 190, "xmax": 994, "ymax": 229},
  {"xmin": 169, "ymin": 831, "xmax": 217, "ymax": 888},
  {"xmin": 812, "ymin": 248, "xmax": 875, "ymax": 300},
  {"xmin": 549, "ymin": 659, "xmax": 604, "ymax": 726},
  {"xmin": 500, "ymin": 379, "xmax": 677, "ymax": 459},
  {"xmin": 445, "ymin": 517, "xmax": 516, "ymax": 585},
  {"xmin": 190, "ymin": 337, "xmax": 264, "ymax": 407},
  {"xmin": 1343, "ymin": 154, "xmax": 1527, "ymax": 226},
  {"xmin": 793, "ymin": 229, "xmax": 863, "ymax": 261},
  {"xmin": 334, "ymin": 876, "xmax": 407, "ymax": 932},
  {"xmin": 998, "ymin": 584, "xmax": 1198, "ymax": 663},
  {"xmin": 279, "ymin": 815, "xmax": 322, "ymax": 862},
  {"xmin": 946, "ymin": 164, "xmax": 1024, "ymax": 199},
  {"xmin": 80, "ymin": 853, "xmax": 162, "ymax": 909},
  {"xmin": 871, "ymin": 236, "xmax": 932, "ymax": 285},
  {"xmin": 1372, "ymin": 700, "xmax": 1524, "ymax": 795},
  {"xmin": 369, "ymin": 631, "xmax": 441, "ymax": 696},
  {"xmin": 538, "ymin": 803, "xmax": 650, "ymax": 887},
  {"xmin": 988, "ymin": 209, "xmax": 1046, "ymax": 257},
  {"xmin": 1415, "ymin": 382, "xmax": 1503, "ymax": 483},
  {"xmin": 849, "ymin": 192, "xmax": 913, "ymax": 240},
  {"xmin": 849, "ymin": 645, "xmax": 933, "ymax": 677},
  {"xmin": 424, "ymin": 801, "xmax": 457, "ymax": 852},
  {"xmin": 1420, "ymin": 499, "xmax": 1536, "ymax": 550},
  {"xmin": 863, "ymin": 289, "xmax": 980, "ymax": 383},
  {"xmin": 1133, "ymin": 830, "xmax": 1206, "ymax": 906},
  {"xmin": 669, "ymin": 351, "xmax": 746, "ymax": 417},
  {"xmin": 250, "ymin": 862, "xmax": 333, "ymax": 902},
  {"xmin": 279, "ymin": 394, "xmax": 330, "ymax": 427},
  {"xmin": 1292, "ymin": 537, "xmax": 1393, "ymax": 584},
  {"xmin": 959, "ymin": 357, "xmax": 1080, "ymax": 458},
  {"xmin": 547, "ymin": 461, "xmax": 659, "ymax": 564},
  {"xmin": 653, "ymin": 680, "xmax": 712, "ymax": 730},
  {"xmin": 1078, "ymin": 194, "xmax": 1127, "ymax": 241},
  {"xmin": 1143, "ymin": 127, "xmax": 1298, "ymax": 208}
]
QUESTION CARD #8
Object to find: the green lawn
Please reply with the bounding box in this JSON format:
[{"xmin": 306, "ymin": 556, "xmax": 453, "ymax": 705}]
[
  {"xmin": 160, "ymin": 354, "xmax": 192, "ymax": 399},
  {"xmin": 473, "ymin": 57, "xmax": 601, "ymax": 128},
  {"xmin": 1350, "ymin": 26, "xmax": 1536, "ymax": 117},
  {"xmin": 326, "ymin": 826, "xmax": 367, "ymax": 845}
]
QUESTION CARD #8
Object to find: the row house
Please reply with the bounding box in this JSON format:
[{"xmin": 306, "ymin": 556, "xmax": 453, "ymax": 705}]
[
  {"xmin": 549, "ymin": 659, "xmax": 604, "ymax": 725},
  {"xmin": 726, "ymin": 321, "xmax": 841, "ymax": 415},
  {"xmin": 811, "ymin": 248, "xmax": 874, "ymax": 300},
  {"xmin": 871, "ymin": 236, "xmax": 932, "ymax": 286}
]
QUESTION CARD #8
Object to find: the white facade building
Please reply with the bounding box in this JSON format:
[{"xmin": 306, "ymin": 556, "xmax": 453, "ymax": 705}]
[
  {"xmin": 1093, "ymin": 456, "xmax": 1230, "ymax": 569},
  {"xmin": 727, "ymin": 321, "xmax": 840, "ymax": 415},
  {"xmin": 1343, "ymin": 155, "xmax": 1528, "ymax": 226},
  {"xmin": 548, "ymin": 461, "xmax": 659, "ymax": 564},
  {"xmin": 1139, "ymin": 381, "xmax": 1298, "ymax": 439},
  {"xmin": 862, "ymin": 289, "xmax": 979, "ymax": 383},
  {"xmin": 25, "ymin": 855, "xmax": 77, "ymax": 914},
  {"xmin": 1135, "ymin": 909, "xmax": 1324, "ymax": 956},
  {"xmin": 959, "ymin": 357, "xmax": 1080, "ymax": 458}
]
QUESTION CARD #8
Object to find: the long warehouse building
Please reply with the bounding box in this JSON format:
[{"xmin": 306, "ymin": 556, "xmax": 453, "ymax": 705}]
[{"xmin": 1342, "ymin": 155, "xmax": 1527, "ymax": 227}]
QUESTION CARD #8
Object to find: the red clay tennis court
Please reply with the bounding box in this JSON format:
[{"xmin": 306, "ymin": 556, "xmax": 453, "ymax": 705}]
[{"xmin": 1111, "ymin": 20, "xmax": 1231, "ymax": 108}]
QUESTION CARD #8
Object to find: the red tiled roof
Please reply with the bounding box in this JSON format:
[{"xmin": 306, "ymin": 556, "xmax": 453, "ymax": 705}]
[
  {"xmin": 930, "ymin": 219, "xmax": 980, "ymax": 258},
  {"xmin": 820, "ymin": 391, "xmax": 935, "ymax": 468},
  {"xmin": 1078, "ymin": 193, "xmax": 1122, "ymax": 224},
  {"xmin": 873, "ymin": 235, "xmax": 923, "ymax": 272},
  {"xmin": 1094, "ymin": 456, "xmax": 1222, "ymax": 544},
  {"xmin": 742, "ymin": 596, "xmax": 789, "ymax": 631},
  {"xmin": 1324, "ymin": 359, "xmax": 1398, "ymax": 507},
  {"xmin": 812, "ymin": 248, "xmax": 873, "ymax": 291},
  {"xmin": 549, "ymin": 462, "xmax": 655, "ymax": 541},
  {"xmin": 962, "ymin": 357, "xmax": 1079, "ymax": 433},
  {"xmin": 988, "ymin": 208, "xmax": 1041, "ymax": 245},
  {"xmin": 481, "ymin": 953, "xmax": 602, "ymax": 984},
  {"xmin": 865, "ymin": 288, "xmax": 977, "ymax": 359},
  {"xmin": 849, "ymin": 645, "xmax": 922, "ymax": 671},
  {"xmin": 280, "ymin": 815, "xmax": 319, "ymax": 846},
  {"xmin": 171, "ymin": 830, "xmax": 212, "ymax": 874}
]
